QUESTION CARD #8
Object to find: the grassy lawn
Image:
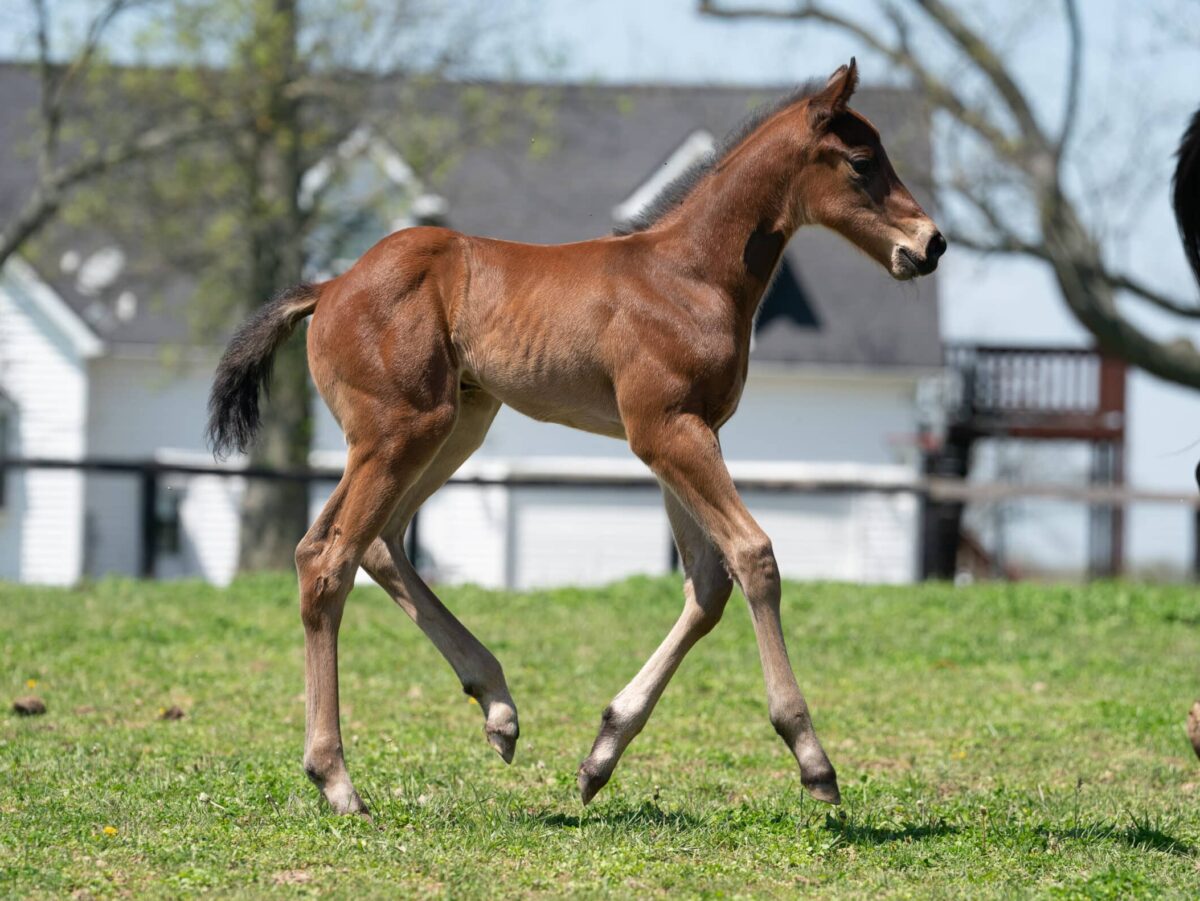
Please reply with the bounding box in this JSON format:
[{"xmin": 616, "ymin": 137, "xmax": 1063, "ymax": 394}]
[{"xmin": 1, "ymin": 575, "xmax": 1198, "ymax": 898}]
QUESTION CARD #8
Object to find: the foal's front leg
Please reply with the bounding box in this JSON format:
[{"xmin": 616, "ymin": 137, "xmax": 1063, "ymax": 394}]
[
  {"xmin": 578, "ymin": 489, "xmax": 732, "ymax": 803},
  {"xmin": 629, "ymin": 414, "xmax": 841, "ymax": 805}
]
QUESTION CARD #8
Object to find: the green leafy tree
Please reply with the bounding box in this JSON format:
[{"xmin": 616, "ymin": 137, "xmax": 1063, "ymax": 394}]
[{"xmin": 13, "ymin": 0, "xmax": 548, "ymax": 571}]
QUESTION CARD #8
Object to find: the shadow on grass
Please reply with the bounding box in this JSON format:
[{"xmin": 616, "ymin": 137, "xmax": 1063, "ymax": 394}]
[
  {"xmin": 519, "ymin": 803, "xmax": 961, "ymax": 846},
  {"xmin": 521, "ymin": 802, "xmax": 701, "ymax": 830},
  {"xmin": 824, "ymin": 817, "xmax": 960, "ymax": 846},
  {"xmin": 1037, "ymin": 823, "xmax": 1193, "ymax": 857}
]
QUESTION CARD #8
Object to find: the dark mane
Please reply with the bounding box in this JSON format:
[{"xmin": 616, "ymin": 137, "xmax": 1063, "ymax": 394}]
[{"xmin": 613, "ymin": 82, "xmax": 820, "ymax": 236}]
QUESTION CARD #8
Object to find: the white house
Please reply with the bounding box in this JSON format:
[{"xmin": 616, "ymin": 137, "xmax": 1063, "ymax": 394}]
[{"xmin": 0, "ymin": 72, "xmax": 943, "ymax": 588}]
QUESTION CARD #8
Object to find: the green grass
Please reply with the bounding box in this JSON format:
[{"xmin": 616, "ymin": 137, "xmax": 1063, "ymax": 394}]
[{"xmin": 1, "ymin": 575, "xmax": 1198, "ymax": 898}]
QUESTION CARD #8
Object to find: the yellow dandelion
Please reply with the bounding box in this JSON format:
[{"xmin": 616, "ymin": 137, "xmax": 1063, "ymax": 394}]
[
  {"xmin": 951, "ymin": 750, "xmax": 967, "ymax": 761},
  {"xmin": 102, "ymin": 825, "xmax": 118, "ymax": 836},
  {"xmin": 26, "ymin": 679, "xmax": 37, "ymax": 689},
  {"xmin": 467, "ymin": 696, "xmax": 478, "ymax": 705}
]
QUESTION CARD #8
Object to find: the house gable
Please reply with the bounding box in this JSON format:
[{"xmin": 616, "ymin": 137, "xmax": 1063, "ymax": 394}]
[
  {"xmin": 301, "ymin": 125, "xmax": 446, "ymax": 275},
  {"xmin": 2, "ymin": 257, "xmax": 103, "ymax": 361},
  {"xmin": 611, "ymin": 129, "xmax": 715, "ymax": 229}
]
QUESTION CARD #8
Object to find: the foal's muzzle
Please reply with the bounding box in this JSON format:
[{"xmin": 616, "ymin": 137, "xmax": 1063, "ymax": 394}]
[{"xmin": 896, "ymin": 231, "xmax": 946, "ymax": 278}]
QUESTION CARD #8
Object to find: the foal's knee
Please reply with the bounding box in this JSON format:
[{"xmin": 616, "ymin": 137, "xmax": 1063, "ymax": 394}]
[{"xmin": 729, "ymin": 534, "xmax": 779, "ymax": 600}]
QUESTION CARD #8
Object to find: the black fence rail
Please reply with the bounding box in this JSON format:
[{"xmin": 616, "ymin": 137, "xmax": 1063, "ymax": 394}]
[
  {"xmin": 1, "ymin": 456, "xmax": 925, "ymax": 580},
  {"xmin": 3, "ymin": 456, "xmax": 1199, "ymax": 581}
]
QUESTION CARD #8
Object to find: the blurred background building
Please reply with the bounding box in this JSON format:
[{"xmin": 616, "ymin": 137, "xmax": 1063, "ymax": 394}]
[
  {"xmin": 1, "ymin": 0, "xmax": 1198, "ymax": 587},
  {"xmin": 0, "ymin": 75, "xmax": 941, "ymax": 587}
]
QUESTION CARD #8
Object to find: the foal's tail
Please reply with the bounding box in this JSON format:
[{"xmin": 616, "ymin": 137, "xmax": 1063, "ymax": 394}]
[
  {"xmin": 206, "ymin": 282, "xmax": 322, "ymax": 459},
  {"xmin": 1174, "ymin": 105, "xmax": 1200, "ymax": 288}
]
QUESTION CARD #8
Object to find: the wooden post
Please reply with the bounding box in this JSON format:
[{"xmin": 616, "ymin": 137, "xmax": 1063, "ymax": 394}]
[
  {"xmin": 1193, "ymin": 508, "xmax": 1200, "ymax": 582},
  {"xmin": 139, "ymin": 468, "xmax": 157, "ymax": 579}
]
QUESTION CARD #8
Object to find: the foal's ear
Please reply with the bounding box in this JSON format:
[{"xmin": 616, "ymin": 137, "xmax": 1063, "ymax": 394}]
[{"xmin": 809, "ymin": 57, "xmax": 859, "ymax": 130}]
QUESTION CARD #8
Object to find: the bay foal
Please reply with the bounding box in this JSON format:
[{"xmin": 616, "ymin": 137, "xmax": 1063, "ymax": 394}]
[{"xmin": 208, "ymin": 60, "xmax": 944, "ymax": 815}]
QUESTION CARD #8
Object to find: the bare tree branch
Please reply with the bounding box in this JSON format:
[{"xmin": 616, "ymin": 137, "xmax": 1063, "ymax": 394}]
[
  {"xmin": 698, "ymin": 1, "xmax": 1023, "ymax": 157},
  {"xmin": 0, "ymin": 115, "xmax": 226, "ymax": 270},
  {"xmin": 30, "ymin": 0, "xmax": 58, "ymax": 179},
  {"xmin": 941, "ymin": 230, "xmax": 1039, "ymax": 256},
  {"xmin": 947, "ymin": 228, "xmax": 1200, "ymax": 317},
  {"xmin": 4, "ymin": 0, "xmax": 213, "ymax": 273},
  {"xmin": 1102, "ymin": 270, "xmax": 1200, "ymax": 319},
  {"xmin": 699, "ymin": 0, "xmax": 1200, "ymax": 386},
  {"xmin": 910, "ymin": 0, "xmax": 1050, "ymax": 151},
  {"xmin": 1058, "ymin": 0, "xmax": 1083, "ymax": 160}
]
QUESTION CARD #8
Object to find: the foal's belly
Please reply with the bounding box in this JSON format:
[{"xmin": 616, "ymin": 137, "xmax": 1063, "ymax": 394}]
[
  {"xmin": 466, "ymin": 361, "xmax": 627, "ymax": 441},
  {"xmin": 500, "ymin": 390, "xmax": 628, "ymax": 440}
]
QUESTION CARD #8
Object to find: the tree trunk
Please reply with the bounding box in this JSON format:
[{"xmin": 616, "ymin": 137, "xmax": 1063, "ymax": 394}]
[{"xmin": 238, "ymin": 0, "xmax": 312, "ymax": 572}]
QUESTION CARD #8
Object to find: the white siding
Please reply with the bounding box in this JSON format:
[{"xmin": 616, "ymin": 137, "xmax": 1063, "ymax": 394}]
[
  {"xmin": 509, "ymin": 486, "xmax": 667, "ymax": 589},
  {"xmin": 0, "ymin": 266, "xmax": 90, "ymax": 584},
  {"xmin": 417, "ymin": 484, "xmax": 509, "ymax": 586},
  {"xmin": 743, "ymin": 489, "xmax": 918, "ymax": 584},
  {"xmin": 84, "ymin": 355, "xmax": 216, "ymax": 580},
  {"xmin": 723, "ymin": 367, "xmax": 923, "ymax": 466},
  {"xmin": 83, "ymin": 355, "xmax": 244, "ymax": 584},
  {"xmin": 158, "ymin": 472, "xmax": 243, "ymax": 585}
]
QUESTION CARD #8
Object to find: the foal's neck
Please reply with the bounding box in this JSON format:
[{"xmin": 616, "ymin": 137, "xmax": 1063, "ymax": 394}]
[{"xmin": 657, "ymin": 131, "xmax": 807, "ymax": 328}]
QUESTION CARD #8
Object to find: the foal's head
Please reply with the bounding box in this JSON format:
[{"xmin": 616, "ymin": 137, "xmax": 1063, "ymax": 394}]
[{"xmin": 794, "ymin": 59, "xmax": 945, "ymax": 280}]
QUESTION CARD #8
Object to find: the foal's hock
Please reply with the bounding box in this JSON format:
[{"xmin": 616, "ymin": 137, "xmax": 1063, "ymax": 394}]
[{"xmin": 207, "ymin": 60, "xmax": 944, "ymax": 816}]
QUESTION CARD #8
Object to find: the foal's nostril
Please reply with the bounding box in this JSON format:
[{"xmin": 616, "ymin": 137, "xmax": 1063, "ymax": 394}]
[{"xmin": 926, "ymin": 231, "xmax": 947, "ymax": 261}]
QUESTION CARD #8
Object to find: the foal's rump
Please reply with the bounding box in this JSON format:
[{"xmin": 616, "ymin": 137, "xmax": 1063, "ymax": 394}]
[
  {"xmin": 304, "ymin": 227, "xmax": 467, "ymax": 439},
  {"xmin": 207, "ymin": 225, "xmax": 472, "ymax": 457}
]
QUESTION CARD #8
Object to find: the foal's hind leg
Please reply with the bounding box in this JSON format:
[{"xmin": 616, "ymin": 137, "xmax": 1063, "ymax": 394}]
[
  {"xmin": 298, "ymin": 404, "xmax": 457, "ymax": 816},
  {"xmin": 359, "ymin": 390, "xmax": 520, "ymax": 762},
  {"xmin": 578, "ymin": 488, "xmax": 733, "ymax": 804}
]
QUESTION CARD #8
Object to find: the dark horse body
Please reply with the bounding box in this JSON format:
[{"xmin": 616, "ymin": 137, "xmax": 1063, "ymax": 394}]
[
  {"xmin": 1177, "ymin": 108, "xmax": 1200, "ymax": 493},
  {"xmin": 1174, "ymin": 106, "xmax": 1200, "ymax": 292},
  {"xmin": 1174, "ymin": 106, "xmax": 1200, "ymax": 761}
]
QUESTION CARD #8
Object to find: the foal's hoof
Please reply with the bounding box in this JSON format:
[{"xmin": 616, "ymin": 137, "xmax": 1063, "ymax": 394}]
[
  {"xmin": 305, "ymin": 765, "xmax": 370, "ymax": 817},
  {"xmin": 802, "ymin": 775, "xmax": 842, "ymax": 806},
  {"xmin": 577, "ymin": 761, "xmax": 611, "ymax": 806},
  {"xmin": 325, "ymin": 786, "xmax": 371, "ymax": 818},
  {"xmin": 486, "ymin": 722, "xmax": 518, "ymax": 764}
]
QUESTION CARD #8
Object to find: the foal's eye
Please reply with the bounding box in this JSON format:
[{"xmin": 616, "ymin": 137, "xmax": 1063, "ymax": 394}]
[{"xmin": 849, "ymin": 156, "xmax": 876, "ymax": 178}]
